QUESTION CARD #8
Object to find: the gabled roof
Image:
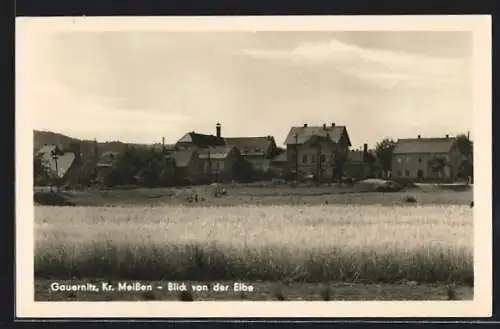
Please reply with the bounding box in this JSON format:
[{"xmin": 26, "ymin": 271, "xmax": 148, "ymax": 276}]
[
  {"xmin": 177, "ymin": 132, "xmax": 225, "ymax": 148},
  {"xmin": 224, "ymin": 136, "xmax": 275, "ymax": 156},
  {"xmin": 198, "ymin": 146, "xmax": 238, "ymax": 160},
  {"xmin": 36, "ymin": 145, "xmax": 76, "ymax": 178},
  {"xmin": 174, "ymin": 150, "xmax": 196, "ymax": 168},
  {"xmin": 393, "ymin": 137, "xmax": 457, "ymax": 155},
  {"xmin": 284, "ymin": 125, "xmax": 351, "ymax": 147}
]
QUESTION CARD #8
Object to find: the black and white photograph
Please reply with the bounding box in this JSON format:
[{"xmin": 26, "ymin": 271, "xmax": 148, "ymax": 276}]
[{"xmin": 16, "ymin": 16, "xmax": 491, "ymax": 318}]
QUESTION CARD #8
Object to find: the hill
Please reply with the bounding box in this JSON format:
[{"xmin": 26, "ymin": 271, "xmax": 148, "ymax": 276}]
[{"xmin": 33, "ymin": 130, "xmax": 155, "ymax": 155}]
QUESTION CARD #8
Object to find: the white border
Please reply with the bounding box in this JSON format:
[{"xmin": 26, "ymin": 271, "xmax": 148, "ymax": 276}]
[{"xmin": 16, "ymin": 15, "xmax": 492, "ymax": 318}]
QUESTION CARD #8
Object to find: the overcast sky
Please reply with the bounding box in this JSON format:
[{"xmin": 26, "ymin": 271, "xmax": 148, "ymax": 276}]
[{"xmin": 23, "ymin": 30, "xmax": 472, "ymax": 148}]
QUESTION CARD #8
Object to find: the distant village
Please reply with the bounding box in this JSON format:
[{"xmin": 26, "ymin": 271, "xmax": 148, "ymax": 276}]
[{"xmin": 34, "ymin": 122, "xmax": 474, "ymax": 190}]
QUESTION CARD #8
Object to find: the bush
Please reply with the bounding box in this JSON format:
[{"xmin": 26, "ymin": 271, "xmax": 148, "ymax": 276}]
[
  {"xmin": 404, "ymin": 195, "xmax": 417, "ymax": 203},
  {"xmin": 34, "ymin": 192, "xmax": 75, "ymax": 206}
]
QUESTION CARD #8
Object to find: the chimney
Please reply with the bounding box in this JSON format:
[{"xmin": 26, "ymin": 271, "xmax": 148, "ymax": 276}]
[
  {"xmin": 445, "ymin": 134, "xmax": 449, "ymax": 139},
  {"xmin": 363, "ymin": 143, "xmax": 368, "ymax": 153},
  {"xmin": 331, "ymin": 122, "xmax": 335, "ymax": 127},
  {"xmin": 323, "ymin": 123, "xmax": 327, "ymax": 129},
  {"xmin": 216, "ymin": 122, "xmax": 221, "ymax": 138},
  {"xmin": 417, "ymin": 135, "xmax": 421, "ymax": 139},
  {"xmin": 303, "ymin": 123, "xmax": 308, "ymax": 128}
]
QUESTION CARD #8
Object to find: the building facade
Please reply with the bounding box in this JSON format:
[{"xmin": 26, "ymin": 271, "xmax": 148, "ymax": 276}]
[
  {"xmin": 198, "ymin": 146, "xmax": 241, "ymax": 182},
  {"xmin": 284, "ymin": 123, "xmax": 352, "ymax": 181},
  {"xmin": 391, "ymin": 135, "xmax": 463, "ymax": 182}
]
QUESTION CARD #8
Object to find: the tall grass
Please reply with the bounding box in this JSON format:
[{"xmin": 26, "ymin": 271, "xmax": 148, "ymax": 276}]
[{"xmin": 35, "ymin": 205, "xmax": 473, "ymax": 285}]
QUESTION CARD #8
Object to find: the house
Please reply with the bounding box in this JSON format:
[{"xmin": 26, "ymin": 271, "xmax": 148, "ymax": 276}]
[
  {"xmin": 173, "ymin": 150, "xmax": 204, "ymax": 183},
  {"xmin": 344, "ymin": 145, "xmax": 371, "ymax": 180},
  {"xmin": 224, "ymin": 136, "xmax": 279, "ymax": 173},
  {"xmin": 283, "ymin": 123, "xmax": 352, "ymax": 181},
  {"xmin": 344, "ymin": 144, "xmax": 379, "ymax": 180},
  {"xmin": 198, "ymin": 145, "xmax": 241, "ymax": 182},
  {"xmin": 35, "ymin": 144, "xmax": 77, "ymax": 183},
  {"xmin": 95, "ymin": 151, "xmax": 121, "ymax": 183},
  {"xmin": 270, "ymin": 151, "xmax": 288, "ymax": 177},
  {"xmin": 391, "ymin": 134, "xmax": 463, "ymax": 182},
  {"xmin": 175, "ymin": 123, "xmax": 282, "ymax": 181}
]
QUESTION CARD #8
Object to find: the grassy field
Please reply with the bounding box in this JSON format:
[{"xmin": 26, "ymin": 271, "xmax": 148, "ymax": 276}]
[
  {"xmin": 35, "ymin": 203, "xmax": 473, "ymax": 301},
  {"xmin": 36, "ymin": 184, "xmax": 473, "ymax": 207}
]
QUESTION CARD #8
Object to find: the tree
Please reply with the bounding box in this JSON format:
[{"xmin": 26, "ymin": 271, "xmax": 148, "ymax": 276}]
[
  {"xmin": 456, "ymin": 134, "xmax": 473, "ymax": 158},
  {"xmin": 456, "ymin": 134, "xmax": 473, "ymax": 182},
  {"xmin": 430, "ymin": 156, "xmax": 447, "ymax": 179},
  {"xmin": 34, "ymin": 154, "xmax": 50, "ymax": 185},
  {"xmin": 332, "ymin": 147, "xmax": 348, "ymax": 183},
  {"xmin": 375, "ymin": 138, "xmax": 397, "ymax": 178}
]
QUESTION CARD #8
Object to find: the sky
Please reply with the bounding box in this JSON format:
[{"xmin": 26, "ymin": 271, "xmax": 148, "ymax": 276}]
[{"xmin": 21, "ymin": 29, "xmax": 473, "ymax": 149}]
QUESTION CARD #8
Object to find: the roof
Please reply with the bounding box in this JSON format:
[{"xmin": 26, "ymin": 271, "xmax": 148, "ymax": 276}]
[
  {"xmin": 284, "ymin": 125, "xmax": 351, "ymax": 147},
  {"xmin": 177, "ymin": 132, "xmax": 225, "ymax": 148},
  {"xmin": 174, "ymin": 150, "xmax": 196, "ymax": 167},
  {"xmin": 348, "ymin": 150, "xmax": 365, "ymax": 163},
  {"xmin": 224, "ymin": 136, "xmax": 275, "ymax": 156},
  {"xmin": 36, "ymin": 145, "xmax": 76, "ymax": 178},
  {"xmin": 271, "ymin": 151, "xmax": 287, "ymax": 163},
  {"xmin": 97, "ymin": 151, "xmax": 121, "ymax": 166},
  {"xmin": 198, "ymin": 146, "xmax": 237, "ymax": 159},
  {"xmin": 393, "ymin": 137, "xmax": 457, "ymax": 155}
]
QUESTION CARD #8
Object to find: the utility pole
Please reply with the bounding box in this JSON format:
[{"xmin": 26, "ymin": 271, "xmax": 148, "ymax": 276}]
[
  {"xmin": 52, "ymin": 147, "xmax": 61, "ymax": 192},
  {"xmin": 207, "ymin": 148, "xmax": 212, "ymax": 182}
]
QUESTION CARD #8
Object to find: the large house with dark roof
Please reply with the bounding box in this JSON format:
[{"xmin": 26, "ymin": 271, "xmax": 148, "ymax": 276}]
[
  {"xmin": 283, "ymin": 123, "xmax": 352, "ymax": 181},
  {"xmin": 174, "ymin": 123, "xmax": 280, "ymax": 180},
  {"xmin": 391, "ymin": 134, "xmax": 463, "ymax": 182},
  {"xmin": 176, "ymin": 130, "xmax": 226, "ymax": 150}
]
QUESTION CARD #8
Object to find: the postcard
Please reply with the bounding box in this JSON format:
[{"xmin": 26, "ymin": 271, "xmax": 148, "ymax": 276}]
[{"xmin": 16, "ymin": 15, "xmax": 492, "ymax": 318}]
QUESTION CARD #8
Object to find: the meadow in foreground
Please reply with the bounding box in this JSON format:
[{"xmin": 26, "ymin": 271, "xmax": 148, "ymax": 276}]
[{"xmin": 35, "ymin": 204, "xmax": 473, "ymax": 286}]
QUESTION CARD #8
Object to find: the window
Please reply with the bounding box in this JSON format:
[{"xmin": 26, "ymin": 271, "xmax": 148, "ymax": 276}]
[
  {"xmin": 406, "ymin": 156, "xmax": 411, "ymax": 163},
  {"xmin": 311, "ymin": 155, "xmax": 316, "ymax": 163},
  {"xmin": 321, "ymin": 154, "xmax": 326, "ymax": 163},
  {"xmin": 397, "ymin": 157, "xmax": 402, "ymax": 164},
  {"xmin": 418, "ymin": 157, "xmax": 422, "ymax": 163},
  {"xmin": 405, "ymin": 169, "xmax": 410, "ymax": 177},
  {"xmin": 215, "ymin": 162, "xmax": 219, "ymax": 170},
  {"xmin": 302, "ymin": 155, "xmax": 308, "ymax": 164},
  {"xmin": 396, "ymin": 170, "xmax": 402, "ymax": 177}
]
